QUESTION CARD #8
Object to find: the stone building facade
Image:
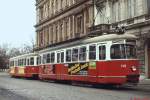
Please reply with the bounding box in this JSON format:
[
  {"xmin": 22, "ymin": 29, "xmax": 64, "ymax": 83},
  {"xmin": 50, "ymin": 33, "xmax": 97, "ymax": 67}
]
[
  {"xmin": 93, "ymin": 0, "xmax": 150, "ymax": 78},
  {"xmin": 35, "ymin": 0, "xmax": 94, "ymax": 49},
  {"xmin": 35, "ymin": 0, "xmax": 150, "ymax": 78}
]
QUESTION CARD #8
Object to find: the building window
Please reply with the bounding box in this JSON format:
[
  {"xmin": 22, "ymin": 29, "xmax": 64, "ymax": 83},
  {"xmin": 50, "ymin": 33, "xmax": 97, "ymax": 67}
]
[
  {"xmin": 148, "ymin": 0, "xmax": 150, "ymax": 14},
  {"xmin": 79, "ymin": 46, "xmax": 86, "ymax": 61},
  {"xmin": 46, "ymin": 27, "xmax": 49, "ymax": 45},
  {"xmin": 127, "ymin": 0, "xmax": 136, "ymax": 18},
  {"xmin": 60, "ymin": 0, "xmax": 63, "ymax": 10},
  {"xmin": 51, "ymin": 0, "xmax": 54, "ymax": 14},
  {"xmin": 55, "ymin": 0, "xmax": 58, "ymax": 12},
  {"xmin": 70, "ymin": 16, "xmax": 73, "ymax": 38},
  {"xmin": 39, "ymin": 6, "xmax": 44, "ymax": 21},
  {"xmin": 86, "ymin": 9, "xmax": 89, "ymax": 23},
  {"xmin": 89, "ymin": 45, "xmax": 96, "ymax": 60},
  {"xmin": 64, "ymin": 19, "xmax": 69, "ymax": 40},
  {"xmin": 40, "ymin": 31, "xmax": 44, "ymax": 46},
  {"xmin": 50, "ymin": 26, "xmax": 53, "ymax": 43},
  {"xmin": 66, "ymin": 0, "xmax": 69, "ymax": 7},
  {"xmin": 60, "ymin": 22, "xmax": 63, "ymax": 41},
  {"xmin": 76, "ymin": 15, "xmax": 84, "ymax": 34},
  {"xmin": 36, "ymin": 8, "xmax": 40, "ymax": 23}
]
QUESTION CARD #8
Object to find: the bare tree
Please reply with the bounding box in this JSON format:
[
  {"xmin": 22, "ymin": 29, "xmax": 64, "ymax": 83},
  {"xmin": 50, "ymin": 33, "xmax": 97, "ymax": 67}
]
[
  {"xmin": 0, "ymin": 44, "xmax": 10, "ymax": 70},
  {"xmin": 0, "ymin": 40, "xmax": 34, "ymax": 70}
]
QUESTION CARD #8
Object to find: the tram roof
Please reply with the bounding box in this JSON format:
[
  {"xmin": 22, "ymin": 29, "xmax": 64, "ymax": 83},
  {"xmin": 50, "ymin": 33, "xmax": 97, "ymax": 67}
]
[
  {"xmin": 38, "ymin": 33, "xmax": 137, "ymax": 54},
  {"xmin": 10, "ymin": 52, "xmax": 37, "ymax": 60}
]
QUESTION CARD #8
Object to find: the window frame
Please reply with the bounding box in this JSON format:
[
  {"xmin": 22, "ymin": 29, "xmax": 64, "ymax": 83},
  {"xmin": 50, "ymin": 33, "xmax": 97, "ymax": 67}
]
[
  {"xmin": 89, "ymin": 44, "xmax": 97, "ymax": 61},
  {"xmin": 98, "ymin": 45, "xmax": 106, "ymax": 60},
  {"xmin": 30, "ymin": 57, "xmax": 34, "ymax": 66},
  {"xmin": 46, "ymin": 53, "xmax": 51, "ymax": 63},
  {"xmin": 51, "ymin": 52, "xmax": 55, "ymax": 64},
  {"xmin": 72, "ymin": 47, "xmax": 79, "ymax": 62},
  {"xmin": 79, "ymin": 46, "xmax": 87, "ymax": 61},
  {"xmin": 66, "ymin": 49, "xmax": 72, "ymax": 63}
]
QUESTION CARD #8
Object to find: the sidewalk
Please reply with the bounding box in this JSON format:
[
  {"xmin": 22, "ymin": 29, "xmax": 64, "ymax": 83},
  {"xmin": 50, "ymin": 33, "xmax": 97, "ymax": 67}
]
[{"xmin": 137, "ymin": 75, "xmax": 150, "ymax": 91}]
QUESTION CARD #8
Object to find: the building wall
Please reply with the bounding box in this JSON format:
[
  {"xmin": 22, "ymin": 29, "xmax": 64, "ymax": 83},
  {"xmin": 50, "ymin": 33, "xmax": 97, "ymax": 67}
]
[
  {"xmin": 35, "ymin": 0, "xmax": 94, "ymax": 49},
  {"xmin": 94, "ymin": 0, "xmax": 150, "ymax": 78},
  {"xmin": 94, "ymin": 0, "xmax": 148, "ymax": 25}
]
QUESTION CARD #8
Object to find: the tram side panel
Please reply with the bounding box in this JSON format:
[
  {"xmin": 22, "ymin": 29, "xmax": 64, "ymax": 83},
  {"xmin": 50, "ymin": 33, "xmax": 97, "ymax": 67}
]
[
  {"xmin": 55, "ymin": 64, "xmax": 68, "ymax": 80},
  {"xmin": 13, "ymin": 67, "xmax": 25, "ymax": 77},
  {"xmin": 96, "ymin": 60, "xmax": 140, "ymax": 85},
  {"xmin": 25, "ymin": 66, "xmax": 39, "ymax": 78},
  {"xmin": 9, "ymin": 67, "xmax": 15, "ymax": 77},
  {"xmin": 88, "ymin": 62, "xmax": 98, "ymax": 83}
]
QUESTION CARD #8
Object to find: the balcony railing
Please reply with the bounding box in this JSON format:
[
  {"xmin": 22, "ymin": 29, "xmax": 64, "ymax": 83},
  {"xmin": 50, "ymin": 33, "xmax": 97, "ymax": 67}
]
[{"xmin": 88, "ymin": 24, "xmax": 110, "ymax": 37}]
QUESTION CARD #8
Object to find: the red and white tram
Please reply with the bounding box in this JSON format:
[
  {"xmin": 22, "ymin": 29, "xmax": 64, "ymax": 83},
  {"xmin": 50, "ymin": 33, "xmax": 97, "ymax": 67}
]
[
  {"xmin": 37, "ymin": 33, "xmax": 140, "ymax": 85},
  {"xmin": 9, "ymin": 53, "xmax": 39, "ymax": 78}
]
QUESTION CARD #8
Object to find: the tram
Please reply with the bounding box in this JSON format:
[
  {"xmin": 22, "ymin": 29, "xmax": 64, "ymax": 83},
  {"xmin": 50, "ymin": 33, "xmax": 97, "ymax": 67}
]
[
  {"xmin": 37, "ymin": 33, "xmax": 140, "ymax": 85},
  {"xmin": 9, "ymin": 53, "xmax": 39, "ymax": 78}
]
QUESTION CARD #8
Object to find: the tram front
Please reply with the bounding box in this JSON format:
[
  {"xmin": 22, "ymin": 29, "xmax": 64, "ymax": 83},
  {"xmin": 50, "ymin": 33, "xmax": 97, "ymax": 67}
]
[{"xmin": 97, "ymin": 39, "xmax": 140, "ymax": 85}]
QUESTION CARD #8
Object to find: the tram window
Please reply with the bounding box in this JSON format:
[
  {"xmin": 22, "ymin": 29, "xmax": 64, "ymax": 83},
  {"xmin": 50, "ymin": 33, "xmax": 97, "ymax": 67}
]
[
  {"xmin": 19, "ymin": 59, "xmax": 21, "ymax": 66},
  {"xmin": 43, "ymin": 54, "xmax": 47, "ymax": 64},
  {"xmin": 15, "ymin": 61, "xmax": 18, "ymax": 66},
  {"xmin": 37, "ymin": 56, "xmax": 41, "ymax": 65},
  {"xmin": 39, "ymin": 56, "xmax": 41, "ymax": 64},
  {"xmin": 36, "ymin": 57, "xmax": 40, "ymax": 65},
  {"xmin": 10, "ymin": 61, "xmax": 14, "ymax": 66},
  {"xmin": 19, "ymin": 59, "xmax": 20, "ymax": 66},
  {"xmin": 66, "ymin": 49, "xmax": 71, "ymax": 62},
  {"xmin": 125, "ymin": 45, "xmax": 137, "ymax": 58},
  {"xmin": 30, "ymin": 57, "xmax": 34, "ymax": 65},
  {"xmin": 12, "ymin": 61, "xmax": 14, "ymax": 66},
  {"xmin": 111, "ymin": 44, "xmax": 136, "ymax": 59},
  {"xmin": 9, "ymin": 61, "xmax": 11, "ymax": 66},
  {"xmin": 46, "ymin": 53, "xmax": 50, "ymax": 63},
  {"xmin": 61, "ymin": 52, "xmax": 64, "ymax": 63},
  {"xmin": 89, "ymin": 45, "xmax": 96, "ymax": 60},
  {"xmin": 72, "ymin": 48, "xmax": 79, "ymax": 62},
  {"xmin": 24, "ymin": 59, "xmax": 26, "ymax": 66},
  {"xmin": 27, "ymin": 59, "xmax": 30, "ymax": 65},
  {"xmin": 18, "ymin": 60, "xmax": 20, "ymax": 66},
  {"xmin": 57, "ymin": 53, "xmax": 61, "ymax": 63},
  {"xmin": 21, "ymin": 59, "xmax": 23, "ymax": 66},
  {"xmin": 79, "ymin": 46, "xmax": 86, "ymax": 61},
  {"xmin": 99, "ymin": 46, "xmax": 106, "ymax": 60},
  {"xmin": 51, "ymin": 53, "xmax": 55, "ymax": 63}
]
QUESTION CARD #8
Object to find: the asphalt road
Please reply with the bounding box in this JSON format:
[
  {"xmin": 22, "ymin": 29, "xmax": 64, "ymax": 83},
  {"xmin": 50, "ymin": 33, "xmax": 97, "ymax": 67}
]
[{"xmin": 0, "ymin": 72, "xmax": 150, "ymax": 100}]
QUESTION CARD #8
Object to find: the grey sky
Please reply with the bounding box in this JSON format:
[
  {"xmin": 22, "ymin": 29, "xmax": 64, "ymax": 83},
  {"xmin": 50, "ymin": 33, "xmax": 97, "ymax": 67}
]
[{"xmin": 0, "ymin": 0, "xmax": 36, "ymax": 47}]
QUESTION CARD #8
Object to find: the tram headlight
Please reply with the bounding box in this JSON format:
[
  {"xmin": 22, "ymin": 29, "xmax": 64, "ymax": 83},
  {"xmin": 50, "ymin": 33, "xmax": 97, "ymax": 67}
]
[{"xmin": 131, "ymin": 66, "xmax": 137, "ymax": 72}]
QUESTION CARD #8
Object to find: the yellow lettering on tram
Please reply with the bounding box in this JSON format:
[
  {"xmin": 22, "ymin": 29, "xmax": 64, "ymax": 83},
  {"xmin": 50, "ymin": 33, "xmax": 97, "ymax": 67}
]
[{"xmin": 69, "ymin": 63, "xmax": 88, "ymax": 74}]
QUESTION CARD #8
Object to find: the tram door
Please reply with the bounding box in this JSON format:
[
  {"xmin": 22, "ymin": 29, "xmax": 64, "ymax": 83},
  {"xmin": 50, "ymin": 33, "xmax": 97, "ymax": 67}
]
[{"xmin": 56, "ymin": 51, "xmax": 67, "ymax": 79}]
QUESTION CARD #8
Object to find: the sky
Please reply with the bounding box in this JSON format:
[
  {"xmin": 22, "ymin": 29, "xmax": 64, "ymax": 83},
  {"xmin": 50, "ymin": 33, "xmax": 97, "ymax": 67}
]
[{"xmin": 0, "ymin": 0, "xmax": 36, "ymax": 48}]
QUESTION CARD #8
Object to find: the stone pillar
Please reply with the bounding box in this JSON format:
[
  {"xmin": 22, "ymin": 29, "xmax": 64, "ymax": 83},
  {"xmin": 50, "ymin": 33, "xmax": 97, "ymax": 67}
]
[
  {"xmin": 145, "ymin": 43, "xmax": 149, "ymax": 78},
  {"xmin": 147, "ymin": 40, "xmax": 150, "ymax": 78}
]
